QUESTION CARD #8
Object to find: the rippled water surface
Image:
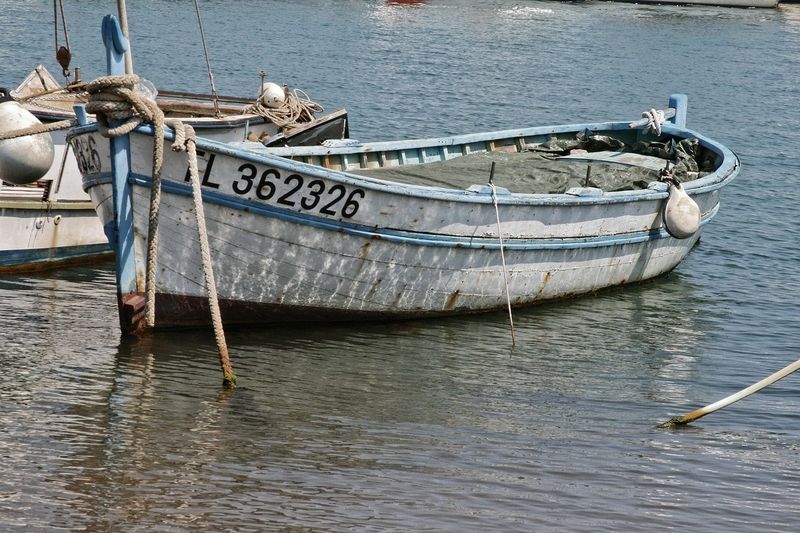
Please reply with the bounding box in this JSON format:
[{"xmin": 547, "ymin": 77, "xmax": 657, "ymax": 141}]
[{"xmin": 2, "ymin": 1, "xmax": 800, "ymax": 531}]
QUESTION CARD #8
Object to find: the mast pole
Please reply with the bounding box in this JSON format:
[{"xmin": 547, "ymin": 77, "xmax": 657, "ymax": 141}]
[{"xmin": 116, "ymin": 0, "xmax": 134, "ymax": 74}]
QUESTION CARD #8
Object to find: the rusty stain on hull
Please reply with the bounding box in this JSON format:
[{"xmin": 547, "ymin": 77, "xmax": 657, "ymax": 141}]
[
  {"xmin": 445, "ymin": 289, "xmax": 461, "ymax": 310},
  {"xmin": 536, "ymin": 271, "xmax": 553, "ymax": 298}
]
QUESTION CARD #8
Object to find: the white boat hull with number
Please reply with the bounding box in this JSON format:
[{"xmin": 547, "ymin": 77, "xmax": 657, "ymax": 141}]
[
  {"xmin": 0, "ymin": 65, "xmax": 348, "ymax": 273},
  {"xmin": 69, "ymin": 93, "xmax": 738, "ymax": 333}
]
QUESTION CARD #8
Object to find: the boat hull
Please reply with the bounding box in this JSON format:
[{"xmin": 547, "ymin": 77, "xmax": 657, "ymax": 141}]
[
  {"xmin": 2, "ymin": 65, "xmax": 347, "ymax": 273},
  {"xmin": 73, "ymin": 113, "xmax": 736, "ymax": 330},
  {"xmin": 0, "ymin": 199, "xmax": 111, "ymax": 273}
]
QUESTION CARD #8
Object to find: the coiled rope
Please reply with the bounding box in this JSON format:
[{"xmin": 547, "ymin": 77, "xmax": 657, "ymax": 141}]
[
  {"xmin": 641, "ymin": 108, "xmax": 666, "ymax": 136},
  {"xmin": 85, "ymin": 74, "xmax": 235, "ymax": 386},
  {"xmin": 244, "ymin": 88, "xmax": 323, "ymax": 129}
]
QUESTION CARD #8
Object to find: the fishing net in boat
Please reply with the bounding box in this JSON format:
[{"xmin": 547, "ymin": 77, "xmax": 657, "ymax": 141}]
[{"xmin": 352, "ymin": 134, "xmax": 715, "ymax": 194}]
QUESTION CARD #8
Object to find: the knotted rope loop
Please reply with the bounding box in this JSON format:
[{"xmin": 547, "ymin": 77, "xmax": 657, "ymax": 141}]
[
  {"xmin": 167, "ymin": 119, "xmax": 193, "ymax": 153},
  {"xmin": 85, "ymin": 75, "xmax": 163, "ymax": 138},
  {"xmin": 641, "ymin": 108, "xmax": 666, "ymax": 136},
  {"xmin": 85, "ymin": 77, "xmax": 234, "ymax": 383}
]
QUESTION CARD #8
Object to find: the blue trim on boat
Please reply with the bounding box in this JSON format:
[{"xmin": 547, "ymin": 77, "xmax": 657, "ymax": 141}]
[
  {"xmin": 122, "ymin": 172, "xmax": 717, "ymax": 251},
  {"xmin": 102, "ymin": 14, "xmax": 139, "ymax": 298},
  {"xmin": 0, "ymin": 243, "xmax": 112, "ymax": 268},
  {"xmin": 68, "ymin": 120, "xmax": 738, "ymax": 207}
]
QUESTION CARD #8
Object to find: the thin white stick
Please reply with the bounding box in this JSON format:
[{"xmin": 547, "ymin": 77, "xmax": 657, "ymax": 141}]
[
  {"xmin": 489, "ymin": 162, "xmax": 516, "ymax": 347},
  {"xmin": 660, "ymin": 357, "xmax": 800, "ymax": 427}
]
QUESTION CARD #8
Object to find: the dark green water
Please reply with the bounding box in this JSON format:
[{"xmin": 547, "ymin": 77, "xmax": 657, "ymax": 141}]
[{"xmin": 2, "ymin": 1, "xmax": 800, "ymax": 530}]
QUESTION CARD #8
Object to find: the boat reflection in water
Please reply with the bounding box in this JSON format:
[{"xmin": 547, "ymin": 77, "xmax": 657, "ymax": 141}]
[{"xmin": 2, "ymin": 265, "xmax": 709, "ymax": 528}]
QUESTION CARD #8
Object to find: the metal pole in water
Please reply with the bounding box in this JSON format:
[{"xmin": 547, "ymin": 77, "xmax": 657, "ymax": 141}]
[
  {"xmin": 658, "ymin": 357, "xmax": 800, "ymax": 428},
  {"xmin": 489, "ymin": 162, "xmax": 517, "ymax": 347}
]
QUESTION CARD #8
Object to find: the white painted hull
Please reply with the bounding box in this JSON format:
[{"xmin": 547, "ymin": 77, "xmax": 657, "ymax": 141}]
[
  {"xmin": 0, "ymin": 129, "xmax": 112, "ymax": 272},
  {"xmin": 88, "ymin": 178, "xmax": 701, "ymax": 324},
  {"xmin": 2, "ymin": 66, "xmax": 347, "ymax": 273},
  {"xmin": 73, "ymin": 102, "xmax": 737, "ymax": 330},
  {"xmin": 0, "ymin": 199, "xmax": 110, "ymax": 272}
]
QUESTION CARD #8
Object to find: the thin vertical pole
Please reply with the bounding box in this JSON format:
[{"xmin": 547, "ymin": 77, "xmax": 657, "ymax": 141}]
[
  {"xmin": 489, "ymin": 162, "xmax": 517, "ymax": 347},
  {"xmin": 116, "ymin": 0, "xmax": 134, "ymax": 74},
  {"xmin": 100, "ymin": 15, "xmax": 140, "ymax": 333},
  {"xmin": 193, "ymin": 0, "xmax": 221, "ymax": 117}
]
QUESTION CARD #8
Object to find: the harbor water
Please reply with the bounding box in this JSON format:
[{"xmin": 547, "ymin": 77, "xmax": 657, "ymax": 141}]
[{"xmin": 2, "ymin": 1, "xmax": 800, "ymax": 530}]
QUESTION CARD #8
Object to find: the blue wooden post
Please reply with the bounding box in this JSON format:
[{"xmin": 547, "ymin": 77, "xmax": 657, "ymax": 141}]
[
  {"xmin": 668, "ymin": 94, "xmax": 688, "ymax": 129},
  {"xmin": 102, "ymin": 15, "xmax": 144, "ymax": 333}
]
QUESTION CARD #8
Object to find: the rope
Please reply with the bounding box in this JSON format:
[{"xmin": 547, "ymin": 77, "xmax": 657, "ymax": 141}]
[
  {"xmin": 641, "ymin": 108, "xmax": 666, "ymax": 136},
  {"xmin": 85, "ymin": 74, "xmax": 235, "ymax": 386},
  {"xmin": 244, "ymin": 88, "xmax": 323, "ymax": 130},
  {"xmin": 0, "ymin": 118, "xmax": 76, "ymax": 142},
  {"xmin": 57, "ymin": 0, "xmax": 70, "ymax": 52},
  {"xmin": 86, "ymin": 75, "xmax": 165, "ymax": 330},
  {"xmin": 53, "ymin": 1, "xmax": 58, "ymax": 59},
  {"xmin": 19, "ymin": 86, "xmax": 88, "ymax": 103},
  {"xmin": 170, "ymin": 121, "xmax": 236, "ymax": 386}
]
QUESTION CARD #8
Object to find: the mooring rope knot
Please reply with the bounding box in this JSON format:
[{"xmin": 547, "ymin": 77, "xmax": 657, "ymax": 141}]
[
  {"xmin": 85, "ymin": 74, "xmax": 164, "ymax": 139},
  {"xmin": 86, "ymin": 74, "xmax": 168, "ymax": 329},
  {"xmin": 641, "ymin": 108, "xmax": 666, "ymax": 137},
  {"xmin": 84, "ymin": 74, "xmax": 234, "ymax": 385}
]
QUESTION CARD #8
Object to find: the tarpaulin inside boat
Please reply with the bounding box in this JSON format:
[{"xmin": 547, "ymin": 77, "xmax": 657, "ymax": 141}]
[{"xmin": 353, "ymin": 134, "xmax": 714, "ymax": 194}]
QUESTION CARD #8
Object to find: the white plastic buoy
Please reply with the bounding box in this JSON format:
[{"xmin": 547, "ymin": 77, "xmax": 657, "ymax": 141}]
[
  {"xmin": 0, "ymin": 89, "xmax": 55, "ymax": 185},
  {"xmin": 258, "ymin": 82, "xmax": 285, "ymax": 109},
  {"xmin": 663, "ymin": 181, "xmax": 701, "ymax": 239}
]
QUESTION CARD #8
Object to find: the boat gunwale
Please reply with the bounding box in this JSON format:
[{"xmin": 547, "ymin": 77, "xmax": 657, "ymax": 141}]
[
  {"xmin": 32, "ymin": 107, "xmax": 269, "ymax": 129},
  {"xmin": 68, "ymin": 118, "xmax": 738, "ymax": 207}
]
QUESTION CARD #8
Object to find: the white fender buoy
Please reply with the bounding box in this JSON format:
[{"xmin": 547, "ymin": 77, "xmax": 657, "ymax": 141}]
[
  {"xmin": 664, "ymin": 181, "xmax": 701, "ymax": 239},
  {"xmin": 258, "ymin": 82, "xmax": 285, "ymax": 109},
  {"xmin": 0, "ymin": 88, "xmax": 55, "ymax": 185}
]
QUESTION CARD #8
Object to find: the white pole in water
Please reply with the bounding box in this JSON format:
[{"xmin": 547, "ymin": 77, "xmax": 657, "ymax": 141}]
[
  {"xmin": 659, "ymin": 357, "xmax": 800, "ymax": 427},
  {"xmin": 116, "ymin": 0, "xmax": 133, "ymax": 74},
  {"xmin": 489, "ymin": 162, "xmax": 517, "ymax": 347}
]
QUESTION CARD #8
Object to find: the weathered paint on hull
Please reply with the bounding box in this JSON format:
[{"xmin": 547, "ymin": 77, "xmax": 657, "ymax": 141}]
[
  {"xmin": 0, "ymin": 201, "xmax": 111, "ymax": 273},
  {"xmin": 140, "ymin": 232, "xmax": 698, "ymax": 328},
  {"xmin": 0, "ymin": 244, "xmax": 112, "ymax": 273},
  {"xmin": 76, "ymin": 112, "xmax": 734, "ymax": 331}
]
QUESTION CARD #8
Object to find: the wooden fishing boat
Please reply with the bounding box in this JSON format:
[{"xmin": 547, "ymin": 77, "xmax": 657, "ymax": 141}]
[
  {"xmin": 14, "ymin": 65, "xmax": 348, "ymax": 146},
  {"xmin": 1, "ymin": 61, "xmax": 347, "ymax": 273},
  {"xmin": 0, "ymin": 83, "xmax": 112, "ymax": 272},
  {"xmin": 68, "ymin": 15, "xmax": 738, "ymax": 332}
]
